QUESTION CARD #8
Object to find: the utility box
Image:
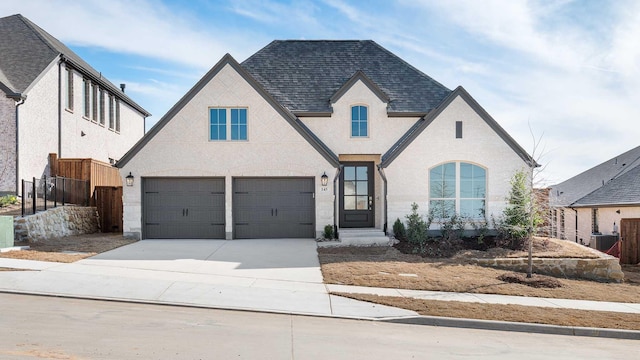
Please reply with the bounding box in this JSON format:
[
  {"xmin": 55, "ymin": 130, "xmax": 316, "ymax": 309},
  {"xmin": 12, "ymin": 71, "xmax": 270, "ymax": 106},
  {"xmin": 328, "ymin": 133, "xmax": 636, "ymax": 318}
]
[
  {"xmin": 0, "ymin": 216, "xmax": 14, "ymax": 248},
  {"xmin": 590, "ymin": 234, "xmax": 618, "ymax": 252}
]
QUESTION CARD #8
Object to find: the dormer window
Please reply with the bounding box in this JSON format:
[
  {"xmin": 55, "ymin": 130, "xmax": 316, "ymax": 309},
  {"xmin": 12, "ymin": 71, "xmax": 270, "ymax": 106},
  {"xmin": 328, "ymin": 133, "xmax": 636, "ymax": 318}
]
[{"xmin": 351, "ymin": 105, "xmax": 368, "ymax": 137}]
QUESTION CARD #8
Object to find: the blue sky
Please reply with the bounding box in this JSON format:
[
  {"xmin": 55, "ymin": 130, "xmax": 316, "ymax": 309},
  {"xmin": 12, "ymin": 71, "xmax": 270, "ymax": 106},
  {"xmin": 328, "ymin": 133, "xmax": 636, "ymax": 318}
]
[{"xmin": 3, "ymin": 0, "xmax": 640, "ymax": 185}]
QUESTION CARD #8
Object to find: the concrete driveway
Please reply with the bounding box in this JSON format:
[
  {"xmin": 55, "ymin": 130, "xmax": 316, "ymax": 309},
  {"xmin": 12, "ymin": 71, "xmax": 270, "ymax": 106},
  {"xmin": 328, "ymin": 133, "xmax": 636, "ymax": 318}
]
[{"xmin": 0, "ymin": 239, "xmax": 417, "ymax": 319}]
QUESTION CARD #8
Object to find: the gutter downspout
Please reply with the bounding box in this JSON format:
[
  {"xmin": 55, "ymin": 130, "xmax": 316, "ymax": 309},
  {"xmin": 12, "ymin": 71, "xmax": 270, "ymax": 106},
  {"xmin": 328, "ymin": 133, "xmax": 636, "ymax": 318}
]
[
  {"xmin": 377, "ymin": 164, "xmax": 388, "ymax": 235},
  {"xmin": 14, "ymin": 96, "xmax": 26, "ymax": 195},
  {"xmin": 58, "ymin": 57, "xmax": 64, "ymax": 158},
  {"xmin": 333, "ymin": 165, "xmax": 343, "ymax": 238},
  {"xmin": 570, "ymin": 207, "xmax": 578, "ymax": 243}
]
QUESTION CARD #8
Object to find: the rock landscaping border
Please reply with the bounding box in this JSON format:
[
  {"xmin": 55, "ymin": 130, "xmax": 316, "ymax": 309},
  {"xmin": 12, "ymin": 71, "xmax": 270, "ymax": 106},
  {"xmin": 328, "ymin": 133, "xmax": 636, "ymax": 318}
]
[
  {"xmin": 14, "ymin": 206, "xmax": 98, "ymax": 242},
  {"xmin": 471, "ymin": 242, "xmax": 624, "ymax": 282}
]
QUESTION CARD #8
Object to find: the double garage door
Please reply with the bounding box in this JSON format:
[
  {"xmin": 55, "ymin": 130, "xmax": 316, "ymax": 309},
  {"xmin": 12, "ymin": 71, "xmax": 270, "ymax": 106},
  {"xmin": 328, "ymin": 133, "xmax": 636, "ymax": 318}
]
[{"xmin": 143, "ymin": 177, "xmax": 314, "ymax": 239}]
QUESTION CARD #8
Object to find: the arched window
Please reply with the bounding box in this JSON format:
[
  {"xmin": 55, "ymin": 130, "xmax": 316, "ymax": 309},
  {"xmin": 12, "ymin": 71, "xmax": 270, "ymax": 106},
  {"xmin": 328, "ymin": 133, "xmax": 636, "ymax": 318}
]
[
  {"xmin": 429, "ymin": 162, "xmax": 486, "ymax": 219},
  {"xmin": 351, "ymin": 105, "xmax": 368, "ymax": 137}
]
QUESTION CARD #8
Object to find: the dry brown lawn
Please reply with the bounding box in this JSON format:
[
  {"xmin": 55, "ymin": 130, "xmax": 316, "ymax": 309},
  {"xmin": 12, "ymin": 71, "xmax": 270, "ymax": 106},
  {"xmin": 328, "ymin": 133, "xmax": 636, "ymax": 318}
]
[
  {"xmin": 321, "ymin": 238, "xmax": 640, "ymax": 331},
  {"xmin": 318, "ymin": 239, "xmax": 640, "ymax": 303},
  {"xmin": 0, "ymin": 233, "xmax": 136, "ymax": 263},
  {"xmin": 336, "ymin": 293, "xmax": 640, "ymax": 331}
]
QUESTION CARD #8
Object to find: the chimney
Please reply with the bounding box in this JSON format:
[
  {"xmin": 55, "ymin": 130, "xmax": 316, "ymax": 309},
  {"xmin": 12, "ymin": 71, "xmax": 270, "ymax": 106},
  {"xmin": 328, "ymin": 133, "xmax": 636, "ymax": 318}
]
[{"xmin": 120, "ymin": 83, "xmax": 126, "ymax": 93}]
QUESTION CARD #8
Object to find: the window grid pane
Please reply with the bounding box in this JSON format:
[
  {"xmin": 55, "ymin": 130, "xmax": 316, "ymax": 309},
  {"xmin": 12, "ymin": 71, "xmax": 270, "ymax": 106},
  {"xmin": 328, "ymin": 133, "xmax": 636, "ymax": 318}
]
[
  {"xmin": 351, "ymin": 105, "xmax": 368, "ymax": 137},
  {"xmin": 429, "ymin": 162, "xmax": 486, "ymax": 219},
  {"xmin": 231, "ymin": 108, "xmax": 247, "ymax": 140},
  {"xmin": 209, "ymin": 109, "xmax": 226, "ymax": 140}
]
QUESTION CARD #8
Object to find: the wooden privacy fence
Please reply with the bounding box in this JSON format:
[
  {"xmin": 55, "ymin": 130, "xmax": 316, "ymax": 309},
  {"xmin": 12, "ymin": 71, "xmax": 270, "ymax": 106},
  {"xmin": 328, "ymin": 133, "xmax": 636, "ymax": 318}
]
[
  {"xmin": 49, "ymin": 154, "xmax": 122, "ymax": 205},
  {"xmin": 620, "ymin": 218, "xmax": 640, "ymax": 265},
  {"xmin": 94, "ymin": 186, "xmax": 123, "ymax": 232}
]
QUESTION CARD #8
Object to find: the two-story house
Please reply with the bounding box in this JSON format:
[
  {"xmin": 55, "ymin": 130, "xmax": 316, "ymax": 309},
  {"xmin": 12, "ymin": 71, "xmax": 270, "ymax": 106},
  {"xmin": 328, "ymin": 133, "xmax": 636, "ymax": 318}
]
[
  {"xmin": 117, "ymin": 40, "xmax": 535, "ymax": 240},
  {"xmin": 0, "ymin": 14, "xmax": 150, "ymax": 196}
]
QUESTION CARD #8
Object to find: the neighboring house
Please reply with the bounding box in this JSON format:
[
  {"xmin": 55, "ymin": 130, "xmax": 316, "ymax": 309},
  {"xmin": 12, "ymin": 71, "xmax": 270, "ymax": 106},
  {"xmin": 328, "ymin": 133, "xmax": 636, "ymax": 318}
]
[
  {"xmin": 117, "ymin": 40, "xmax": 535, "ymax": 240},
  {"xmin": 549, "ymin": 145, "xmax": 640, "ymax": 245},
  {"xmin": 0, "ymin": 14, "xmax": 150, "ymax": 196}
]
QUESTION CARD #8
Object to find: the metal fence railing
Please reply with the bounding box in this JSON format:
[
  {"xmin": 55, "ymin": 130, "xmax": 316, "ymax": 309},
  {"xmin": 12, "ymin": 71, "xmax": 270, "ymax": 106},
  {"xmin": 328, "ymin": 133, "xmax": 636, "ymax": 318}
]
[{"xmin": 21, "ymin": 176, "xmax": 90, "ymax": 216}]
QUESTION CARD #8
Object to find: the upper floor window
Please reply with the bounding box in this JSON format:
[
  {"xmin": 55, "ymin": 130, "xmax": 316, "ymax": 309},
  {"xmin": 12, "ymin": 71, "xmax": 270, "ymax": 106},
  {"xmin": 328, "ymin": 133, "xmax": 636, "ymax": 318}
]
[
  {"xmin": 115, "ymin": 100, "xmax": 121, "ymax": 133},
  {"xmin": 351, "ymin": 105, "xmax": 368, "ymax": 137},
  {"xmin": 91, "ymin": 83, "xmax": 98, "ymax": 121},
  {"xmin": 65, "ymin": 68, "xmax": 74, "ymax": 111},
  {"xmin": 209, "ymin": 108, "xmax": 248, "ymax": 141},
  {"xmin": 230, "ymin": 108, "xmax": 247, "ymax": 140},
  {"xmin": 209, "ymin": 108, "xmax": 227, "ymax": 140},
  {"xmin": 108, "ymin": 94, "xmax": 114, "ymax": 130},
  {"xmin": 83, "ymin": 78, "xmax": 90, "ymax": 118},
  {"xmin": 98, "ymin": 89, "xmax": 105, "ymax": 126},
  {"xmin": 429, "ymin": 162, "xmax": 486, "ymax": 219}
]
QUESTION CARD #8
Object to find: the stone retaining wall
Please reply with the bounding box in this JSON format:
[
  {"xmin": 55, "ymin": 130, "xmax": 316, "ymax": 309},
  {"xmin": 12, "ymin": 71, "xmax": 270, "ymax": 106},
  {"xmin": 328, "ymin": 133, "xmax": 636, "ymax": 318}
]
[
  {"xmin": 14, "ymin": 206, "xmax": 98, "ymax": 242},
  {"xmin": 471, "ymin": 247, "xmax": 624, "ymax": 283}
]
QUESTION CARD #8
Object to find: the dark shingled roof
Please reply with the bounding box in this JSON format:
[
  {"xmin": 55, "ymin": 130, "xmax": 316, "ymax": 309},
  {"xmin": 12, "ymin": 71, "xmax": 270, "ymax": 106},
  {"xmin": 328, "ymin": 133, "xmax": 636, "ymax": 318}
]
[
  {"xmin": 241, "ymin": 40, "xmax": 451, "ymax": 114},
  {"xmin": 550, "ymin": 145, "xmax": 640, "ymax": 207},
  {"xmin": 0, "ymin": 14, "xmax": 149, "ymax": 115}
]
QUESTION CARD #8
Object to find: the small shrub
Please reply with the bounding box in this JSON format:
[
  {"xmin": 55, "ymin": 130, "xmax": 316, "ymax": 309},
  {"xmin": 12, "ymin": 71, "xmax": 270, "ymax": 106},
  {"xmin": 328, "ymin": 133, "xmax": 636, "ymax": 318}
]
[
  {"xmin": 323, "ymin": 224, "xmax": 335, "ymax": 240},
  {"xmin": 405, "ymin": 203, "xmax": 428, "ymax": 245},
  {"xmin": 0, "ymin": 195, "xmax": 18, "ymax": 208},
  {"xmin": 392, "ymin": 218, "xmax": 406, "ymax": 241}
]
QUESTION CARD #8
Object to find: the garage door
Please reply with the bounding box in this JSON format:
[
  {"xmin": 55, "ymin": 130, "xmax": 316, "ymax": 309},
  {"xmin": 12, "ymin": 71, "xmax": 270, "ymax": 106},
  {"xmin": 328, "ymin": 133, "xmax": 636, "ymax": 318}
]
[
  {"xmin": 233, "ymin": 178, "xmax": 314, "ymax": 239},
  {"xmin": 143, "ymin": 178, "xmax": 225, "ymax": 239}
]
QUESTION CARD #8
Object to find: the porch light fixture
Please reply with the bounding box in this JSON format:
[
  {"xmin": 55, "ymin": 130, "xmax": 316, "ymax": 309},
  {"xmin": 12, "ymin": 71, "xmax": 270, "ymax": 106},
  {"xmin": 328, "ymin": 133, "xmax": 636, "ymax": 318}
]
[
  {"xmin": 321, "ymin": 172, "xmax": 329, "ymax": 187},
  {"xmin": 125, "ymin": 172, "xmax": 134, "ymax": 187}
]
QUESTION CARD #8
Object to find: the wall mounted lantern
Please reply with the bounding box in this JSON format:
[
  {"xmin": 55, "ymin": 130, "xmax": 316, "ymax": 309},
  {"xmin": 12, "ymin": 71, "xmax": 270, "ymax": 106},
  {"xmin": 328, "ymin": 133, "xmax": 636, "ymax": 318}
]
[
  {"xmin": 125, "ymin": 172, "xmax": 134, "ymax": 187},
  {"xmin": 321, "ymin": 172, "xmax": 329, "ymax": 187}
]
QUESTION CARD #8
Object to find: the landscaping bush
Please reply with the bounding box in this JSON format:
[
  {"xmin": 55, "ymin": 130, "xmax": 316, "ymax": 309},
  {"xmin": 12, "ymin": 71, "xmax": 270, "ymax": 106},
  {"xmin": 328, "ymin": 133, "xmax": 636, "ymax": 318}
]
[
  {"xmin": 405, "ymin": 203, "xmax": 429, "ymax": 245},
  {"xmin": 392, "ymin": 218, "xmax": 406, "ymax": 241},
  {"xmin": 0, "ymin": 195, "xmax": 18, "ymax": 208},
  {"xmin": 323, "ymin": 224, "xmax": 335, "ymax": 240}
]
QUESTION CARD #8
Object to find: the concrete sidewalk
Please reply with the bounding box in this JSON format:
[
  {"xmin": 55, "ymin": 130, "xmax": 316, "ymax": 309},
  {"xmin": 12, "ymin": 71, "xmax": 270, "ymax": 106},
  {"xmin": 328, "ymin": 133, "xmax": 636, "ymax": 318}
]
[{"xmin": 1, "ymin": 239, "xmax": 639, "ymax": 339}]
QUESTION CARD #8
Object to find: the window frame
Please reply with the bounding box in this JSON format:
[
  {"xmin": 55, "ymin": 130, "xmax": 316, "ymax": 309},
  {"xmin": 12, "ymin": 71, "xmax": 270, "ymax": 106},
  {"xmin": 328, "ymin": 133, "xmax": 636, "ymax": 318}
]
[
  {"xmin": 98, "ymin": 89, "xmax": 105, "ymax": 126},
  {"xmin": 108, "ymin": 94, "xmax": 114, "ymax": 130},
  {"xmin": 65, "ymin": 67, "xmax": 74, "ymax": 111},
  {"xmin": 83, "ymin": 78, "xmax": 90, "ymax": 118},
  {"xmin": 91, "ymin": 83, "xmax": 98, "ymax": 122},
  {"xmin": 209, "ymin": 107, "xmax": 248, "ymax": 141},
  {"xmin": 429, "ymin": 161, "xmax": 487, "ymax": 220},
  {"xmin": 350, "ymin": 105, "xmax": 368, "ymax": 138},
  {"xmin": 115, "ymin": 99, "xmax": 121, "ymax": 133}
]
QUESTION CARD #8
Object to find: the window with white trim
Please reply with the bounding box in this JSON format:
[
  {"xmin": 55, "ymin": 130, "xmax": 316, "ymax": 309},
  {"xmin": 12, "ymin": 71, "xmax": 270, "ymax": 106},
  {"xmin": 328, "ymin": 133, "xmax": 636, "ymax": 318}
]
[
  {"xmin": 209, "ymin": 108, "xmax": 247, "ymax": 141},
  {"xmin": 65, "ymin": 68, "xmax": 74, "ymax": 111},
  {"xmin": 351, "ymin": 105, "xmax": 368, "ymax": 137},
  {"xmin": 98, "ymin": 89, "xmax": 105, "ymax": 126},
  {"xmin": 429, "ymin": 162, "xmax": 486, "ymax": 219},
  {"xmin": 83, "ymin": 78, "xmax": 90, "ymax": 118},
  {"xmin": 108, "ymin": 94, "xmax": 114, "ymax": 130},
  {"xmin": 91, "ymin": 83, "xmax": 98, "ymax": 121},
  {"xmin": 115, "ymin": 99, "xmax": 120, "ymax": 133}
]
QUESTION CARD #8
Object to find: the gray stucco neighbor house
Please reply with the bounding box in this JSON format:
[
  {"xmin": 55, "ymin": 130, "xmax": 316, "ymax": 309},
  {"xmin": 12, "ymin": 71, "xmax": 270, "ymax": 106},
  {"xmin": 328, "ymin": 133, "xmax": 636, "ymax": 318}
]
[
  {"xmin": 0, "ymin": 14, "xmax": 150, "ymax": 196},
  {"xmin": 549, "ymin": 145, "xmax": 640, "ymax": 245},
  {"xmin": 117, "ymin": 40, "xmax": 534, "ymax": 240}
]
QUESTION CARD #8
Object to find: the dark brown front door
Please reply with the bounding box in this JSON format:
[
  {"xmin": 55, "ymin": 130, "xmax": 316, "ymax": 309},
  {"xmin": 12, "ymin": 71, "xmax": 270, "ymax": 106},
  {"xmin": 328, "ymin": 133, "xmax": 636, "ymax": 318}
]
[{"xmin": 340, "ymin": 162, "xmax": 374, "ymax": 228}]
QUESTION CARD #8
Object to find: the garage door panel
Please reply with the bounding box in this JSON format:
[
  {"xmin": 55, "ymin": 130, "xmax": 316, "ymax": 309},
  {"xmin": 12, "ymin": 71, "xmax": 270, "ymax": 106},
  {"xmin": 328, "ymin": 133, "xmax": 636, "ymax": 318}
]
[
  {"xmin": 233, "ymin": 178, "xmax": 315, "ymax": 239},
  {"xmin": 143, "ymin": 178, "xmax": 225, "ymax": 239}
]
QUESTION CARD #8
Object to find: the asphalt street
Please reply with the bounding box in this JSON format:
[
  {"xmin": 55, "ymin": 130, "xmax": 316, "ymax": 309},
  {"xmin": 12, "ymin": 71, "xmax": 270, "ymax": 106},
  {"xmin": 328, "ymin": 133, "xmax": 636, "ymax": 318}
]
[{"xmin": 1, "ymin": 293, "xmax": 637, "ymax": 359}]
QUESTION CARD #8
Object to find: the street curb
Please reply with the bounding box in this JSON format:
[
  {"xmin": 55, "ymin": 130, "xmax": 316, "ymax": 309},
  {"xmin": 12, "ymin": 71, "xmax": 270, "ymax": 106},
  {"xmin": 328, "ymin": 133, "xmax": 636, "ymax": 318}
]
[
  {"xmin": 382, "ymin": 315, "xmax": 640, "ymax": 340},
  {"xmin": 2, "ymin": 290, "xmax": 638, "ymax": 340}
]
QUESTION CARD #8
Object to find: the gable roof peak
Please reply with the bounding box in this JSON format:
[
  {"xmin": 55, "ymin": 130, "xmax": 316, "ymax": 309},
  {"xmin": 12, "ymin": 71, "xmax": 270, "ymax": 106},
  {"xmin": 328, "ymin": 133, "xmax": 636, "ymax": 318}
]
[{"xmin": 330, "ymin": 69, "xmax": 390, "ymax": 104}]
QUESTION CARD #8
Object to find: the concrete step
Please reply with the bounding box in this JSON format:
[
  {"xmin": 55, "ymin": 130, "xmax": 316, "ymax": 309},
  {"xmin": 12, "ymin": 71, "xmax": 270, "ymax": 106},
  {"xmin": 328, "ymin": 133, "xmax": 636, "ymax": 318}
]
[{"xmin": 318, "ymin": 228, "xmax": 390, "ymax": 247}]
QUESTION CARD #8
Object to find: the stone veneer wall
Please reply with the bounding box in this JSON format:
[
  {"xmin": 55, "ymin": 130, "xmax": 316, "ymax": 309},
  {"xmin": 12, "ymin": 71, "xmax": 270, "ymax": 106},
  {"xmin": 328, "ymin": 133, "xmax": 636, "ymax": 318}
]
[
  {"xmin": 471, "ymin": 249, "xmax": 624, "ymax": 283},
  {"xmin": 14, "ymin": 206, "xmax": 98, "ymax": 242}
]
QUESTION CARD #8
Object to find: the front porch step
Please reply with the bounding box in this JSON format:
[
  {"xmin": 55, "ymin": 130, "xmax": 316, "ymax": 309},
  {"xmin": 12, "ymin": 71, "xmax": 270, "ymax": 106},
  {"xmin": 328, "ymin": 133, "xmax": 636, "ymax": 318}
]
[{"xmin": 318, "ymin": 228, "xmax": 391, "ymax": 247}]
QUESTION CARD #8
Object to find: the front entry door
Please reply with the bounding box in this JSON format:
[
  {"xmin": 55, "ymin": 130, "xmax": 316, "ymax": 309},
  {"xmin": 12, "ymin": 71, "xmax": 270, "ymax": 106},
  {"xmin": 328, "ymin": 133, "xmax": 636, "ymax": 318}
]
[{"xmin": 340, "ymin": 162, "xmax": 374, "ymax": 228}]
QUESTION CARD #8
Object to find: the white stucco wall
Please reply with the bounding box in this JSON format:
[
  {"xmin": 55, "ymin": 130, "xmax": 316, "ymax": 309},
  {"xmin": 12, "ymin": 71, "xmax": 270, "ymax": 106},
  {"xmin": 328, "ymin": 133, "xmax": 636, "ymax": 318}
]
[
  {"xmin": 120, "ymin": 63, "xmax": 335, "ymax": 239},
  {"xmin": 300, "ymin": 80, "xmax": 419, "ymax": 230},
  {"xmin": 17, "ymin": 60, "xmax": 59, "ymax": 184},
  {"xmin": 60, "ymin": 63, "xmax": 144, "ymax": 163},
  {"xmin": 300, "ymin": 80, "xmax": 418, "ymax": 155},
  {"xmin": 14, "ymin": 61, "xmax": 145, "ymax": 196},
  {"xmin": 0, "ymin": 95, "xmax": 16, "ymax": 194},
  {"xmin": 385, "ymin": 95, "xmax": 530, "ymax": 229}
]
